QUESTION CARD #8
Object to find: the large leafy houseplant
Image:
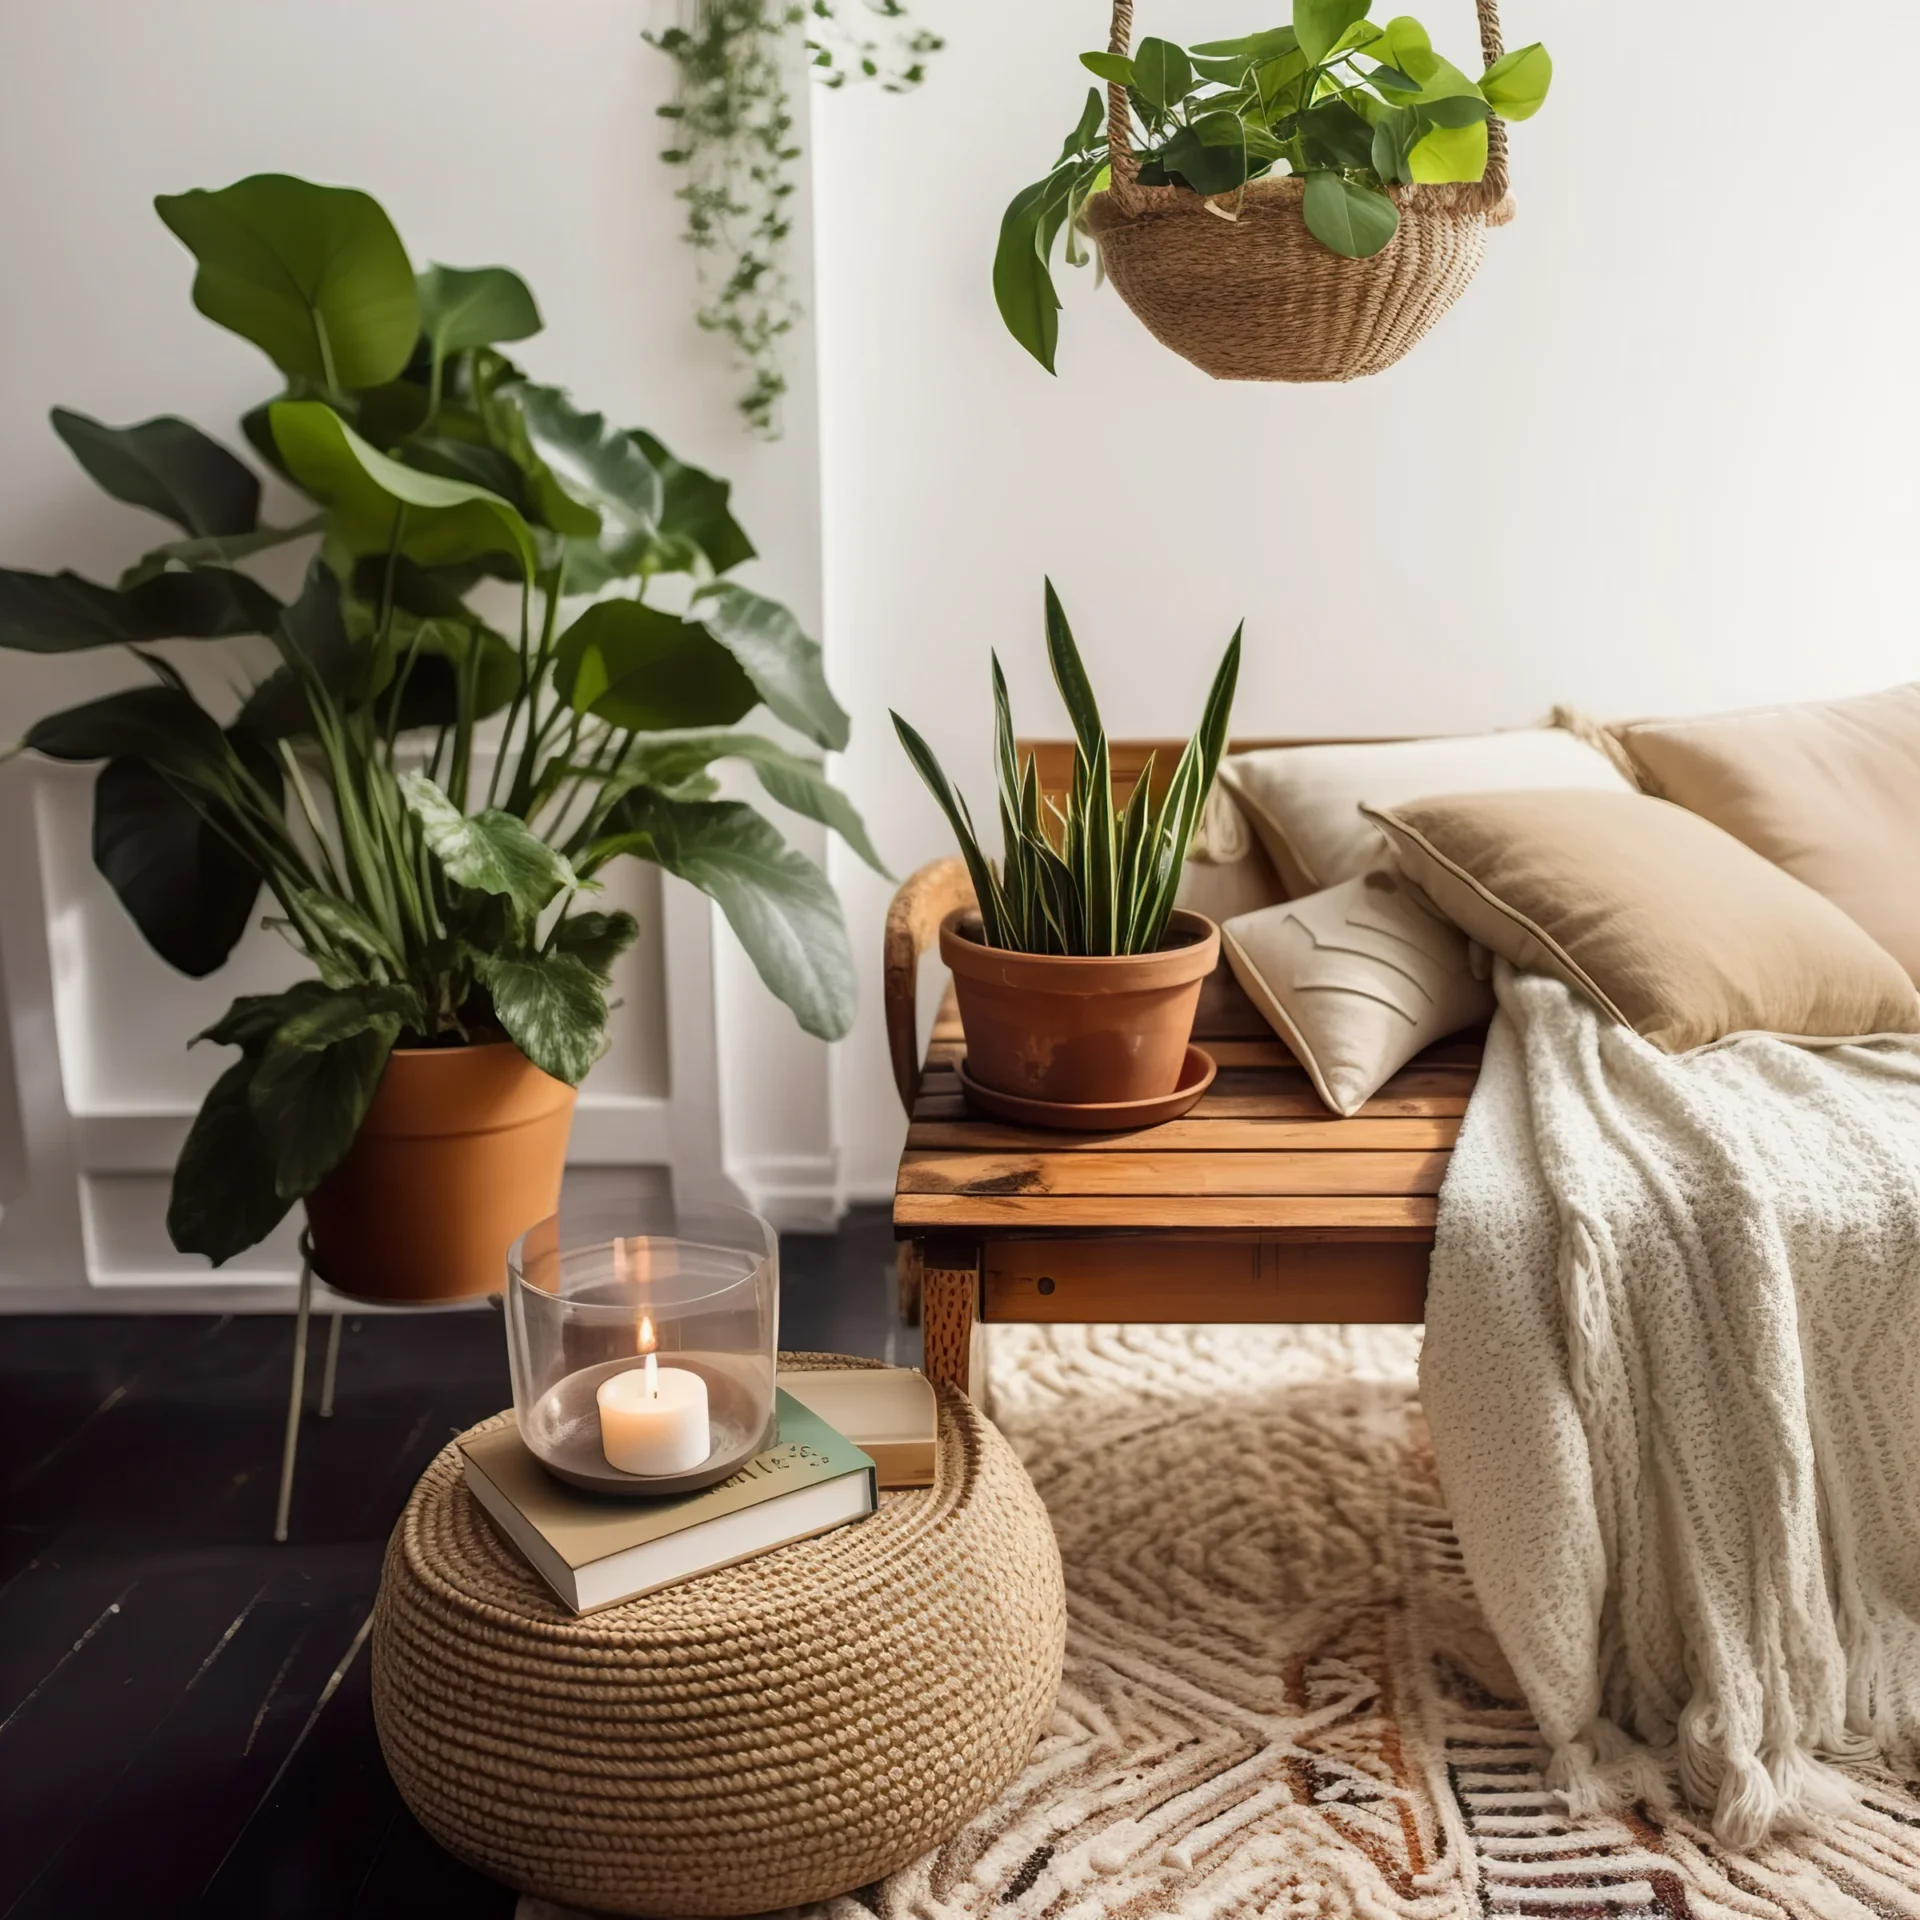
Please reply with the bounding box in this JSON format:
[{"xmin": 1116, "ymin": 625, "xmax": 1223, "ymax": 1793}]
[
  {"xmin": 1, "ymin": 174, "xmax": 880, "ymax": 1265},
  {"xmin": 996, "ymin": 1, "xmax": 1551, "ymax": 370}
]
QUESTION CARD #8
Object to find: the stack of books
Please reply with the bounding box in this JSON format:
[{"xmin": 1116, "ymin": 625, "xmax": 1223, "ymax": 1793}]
[{"xmin": 462, "ymin": 1366, "xmax": 938, "ymax": 1614}]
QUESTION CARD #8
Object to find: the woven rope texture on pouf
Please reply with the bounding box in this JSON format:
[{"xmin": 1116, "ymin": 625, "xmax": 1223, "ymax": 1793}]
[
  {"xmin": 1083, "ymin": 0, "xmax": 1515, "ymax": 381},
  {"xmin": 370, "ymin": 1356, "xmax": 1065, "ymax": 1918}
]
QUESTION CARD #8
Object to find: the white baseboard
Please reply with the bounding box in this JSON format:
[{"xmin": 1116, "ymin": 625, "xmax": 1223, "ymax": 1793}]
[{"xmin": 733, "ymin": 1154, "xmax": 845, "ymax": 1233}]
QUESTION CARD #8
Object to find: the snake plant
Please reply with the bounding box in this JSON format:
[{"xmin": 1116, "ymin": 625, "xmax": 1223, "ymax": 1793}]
[{"xmin": 893, "ymin": 582, "xmax": 1240, "ymax": 957}]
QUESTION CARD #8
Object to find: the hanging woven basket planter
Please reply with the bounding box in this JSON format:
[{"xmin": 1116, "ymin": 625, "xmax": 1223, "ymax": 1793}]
[{"xmin": 1081, "ymin": 0, "xmax": 1516, "ymax": 382}]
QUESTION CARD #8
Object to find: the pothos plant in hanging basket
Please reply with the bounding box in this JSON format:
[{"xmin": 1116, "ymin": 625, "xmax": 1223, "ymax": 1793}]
[
  {"xmin": 891, "ymin": 582, "xmax": 1238, "ymax": 1116},
  {"xmin": 1, "ymin": 174, "xmax": 881, "ymax": 1298},
  {"xmin": 995, "ymin": 0, "xmax": 1551, "ymax": 383}
]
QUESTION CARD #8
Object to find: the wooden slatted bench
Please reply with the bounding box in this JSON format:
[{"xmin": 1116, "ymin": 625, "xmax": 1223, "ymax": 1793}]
[{"xmin": 885, "ymin": 737, "xmax": 1484, "ymax": 1397}]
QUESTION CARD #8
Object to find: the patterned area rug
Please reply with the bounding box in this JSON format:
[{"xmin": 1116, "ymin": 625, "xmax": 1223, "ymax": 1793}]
[{"xmin": 524, "ymin": 1325, "xmax": 1920, "ymax": 1920}]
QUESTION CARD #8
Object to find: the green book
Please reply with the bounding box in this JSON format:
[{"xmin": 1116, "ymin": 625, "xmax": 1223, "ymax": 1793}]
[{"xmin": 460, "ymin": 1391, "xmax": 877, "ymax": 1614}]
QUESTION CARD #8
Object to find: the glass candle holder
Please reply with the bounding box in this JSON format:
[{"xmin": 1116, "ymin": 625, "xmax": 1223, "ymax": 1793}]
[{"xmin": 506, "ymin": 1196, "xmax": 778, "ymax": 1498}]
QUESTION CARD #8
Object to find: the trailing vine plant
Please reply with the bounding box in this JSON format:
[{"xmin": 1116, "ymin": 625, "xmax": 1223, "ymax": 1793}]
[{"xmin": 650, "ymin": 0, "xmax": 942, "ymax": 435}]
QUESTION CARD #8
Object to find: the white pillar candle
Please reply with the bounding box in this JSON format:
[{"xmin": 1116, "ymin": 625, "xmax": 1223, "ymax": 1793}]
[{"xmin": 597, "ymin": 1347, "xmax": 711, "ymax": 1476}]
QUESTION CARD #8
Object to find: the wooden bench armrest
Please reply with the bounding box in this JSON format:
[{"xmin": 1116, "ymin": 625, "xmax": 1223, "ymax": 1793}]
[{"xmin": 884, "ymin": 857, "xmax": 976, "ymax": 1114}]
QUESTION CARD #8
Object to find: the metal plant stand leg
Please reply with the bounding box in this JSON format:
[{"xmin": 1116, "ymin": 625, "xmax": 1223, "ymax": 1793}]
[
  {"xmin": 275, "ymin": 1249, "xmax": 314, "ymax": 1544},
  {"xmin": 318, "ymin": 1310, "xmax": 343, "ymax": 1420}
]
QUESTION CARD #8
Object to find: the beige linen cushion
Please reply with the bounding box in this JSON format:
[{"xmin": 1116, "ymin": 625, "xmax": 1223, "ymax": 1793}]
[
  {"xmin": 1218, "ymin": 728, "xmax": 1630, "ymax": 896},
  {"xmin": 1611, "ymin": 683, "xmax": 1920, "ymax": 982},
  {"xmin": 1175, "ymin": 783, "xmax": 1288, "ymax": 924},
  {"xmin": 1365, "ymin": 789, "xmax": 1920, "ymax": 1052},
  {"xmin": 1222, "ymin": 870, "xmax": 1491, "ymax": 1116}
]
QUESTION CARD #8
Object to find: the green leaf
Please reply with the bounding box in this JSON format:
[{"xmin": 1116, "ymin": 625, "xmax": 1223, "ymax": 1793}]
[
  {"xmin": 1302, "ymin": 170, "xmax": 1400, "ymax": 257},
  {"xmin": 193, "ymin": 981, "xmax": 337, "ymax": 1056},
  {"xmin": 1132, "ymin": 37, "xmax": 1193, "ymax": 109},
  {"xmin": 92, "ymin": 738, "xmax": 275, "ymax": 977},
  {"xmin": 1298, "ymin": 99, "xmax": 1378, "ymax": 170},
  {"xmin": 994, "ymin": 174, "xmax": 1068, "ymax": 374},
  {"xmin": 1059, "ymin": 87, "xmax": 1106, "ymax": 164},
  {"xmin": 1160, "ymin": 115, "xmax": 1251, "ymax": 196},
  {"xmin": 1479, "ymin": 41, "xmax": 1552, "ymax": 120},
  {"xmin": 694, "ymin": 583, "xmax": 849, "ymax": 753},
  {"xmin": 1417, "ymin": 92, "xmax": 1492, "ymax": 128},
  {"xmin": 598, "ymin": 793, "xmax": 855, "ymax": 1041},
  {"xmin": 0, "ymin": 566, "xmax": 280, "ymax": 653},
  {"xmin": 167, "ymin": 1058, "xmax": 294, "ymax": 1264},
  {"xmin": 551, "ymin": 909, "xmax": 640, "ymax": 982},
  {"xmin": 1370, "ymin": 105, "xmax": 1423, "ymax": 183},
  {"xmin": 400, "ymin": 770, "xmax": 578, "ymax": 914},
  {"xmin": 1078, "ymin": 51, "xmax": 1135, "ymax": 85},
  {"xmin": 269, "ymin": 400, "xmax": 535, "ymax": 575},
  {"xmin": 416, "ymin": 263, "xmax": 542, "ymax": 359},
  {"xmin": 1193, "ymin": 27, "xmax": 1299, "ymax": 59},
  {"xmin": 248, "ymin": 988, "xmax": 409, "ymax": 1198},
  {"xmin": 293, "ymin": 891, "xmax": 404, "ymax": 972},
  {"xmin": 51, "ymin": 409, "xmax": 260, "ymax": 538},
  {"xmin": 551, "ymin": 600, "xmax": 757, "ymax": 731},
  {"xmin": 24, "ymin": 684, "xmax": 230, "ymax": 779},
  {"xmin": 1043, "ymin": 579, "xmax": 1104, "ymax": 761},
  {"xmin": 632, "ymin": 431, "xmax": 755, "ymax": 577},
  {"xmin": 154, "ymin": 174, "xmax": 418, "ymax": 390},
  {"xmin": 1408, "ymin": 114, "xmax": 1489, "ymax": 183},
  {"xmin": 504, "ymin": 380, "xmax": 661, "ymax": 556},
  {"xmin": 1293, "ymin": 0, "xmax": 1371, "ymax": 66},
  {"xmin": 890, "ymin": 711, "xmax": 1007, "ymax": 949},
  {"xmin": 473, "ymin": 950, "xmax": 607, "ymax": 1084},
  {"xmin": 118, "ymin": 518, "xmax": 320, "ymax": 591}
]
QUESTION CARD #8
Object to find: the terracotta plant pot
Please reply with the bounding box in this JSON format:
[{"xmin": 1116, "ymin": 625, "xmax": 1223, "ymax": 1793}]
[
  {"xmin": 939, "ymin": 908, "xmax": 1221, "ymax": 1107},
  {"xmin": 302, "ymin": 1042, "xmax": 576, "ymax": 1303}
]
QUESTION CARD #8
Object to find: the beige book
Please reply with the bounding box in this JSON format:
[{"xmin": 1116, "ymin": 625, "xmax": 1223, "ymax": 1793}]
[
  {"xmin": 777, "ymin": 1367, "xmax": 938, "ymax": 1489},
  {"xmin": 460, "ymin": 1391, "xmax": 876, "ymax": 1614}
]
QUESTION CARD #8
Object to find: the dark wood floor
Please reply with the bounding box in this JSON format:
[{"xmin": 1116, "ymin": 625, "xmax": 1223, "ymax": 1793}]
[{"xmin": 0, "ymin": 1207, "xmax": 911, "ymax": 1919}]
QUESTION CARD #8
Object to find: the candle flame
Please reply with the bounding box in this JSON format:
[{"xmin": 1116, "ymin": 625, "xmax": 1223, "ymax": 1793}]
[{"xmin": 636, "ymin": 1310, "xmax": 655, "ymax": 1357}]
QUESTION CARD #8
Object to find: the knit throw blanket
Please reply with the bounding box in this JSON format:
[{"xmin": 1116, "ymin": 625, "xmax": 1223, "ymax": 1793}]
[{"xmin": 1422, "ymin": 964, "xmax": 1920, "ymax": 1848}]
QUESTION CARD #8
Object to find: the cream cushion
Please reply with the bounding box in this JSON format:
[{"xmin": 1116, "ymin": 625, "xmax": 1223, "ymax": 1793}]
[
  {"xmin": 1218, "ymin": 728, "xmax": 1631, "ymax": 896},
  {"xmin": 1612, "ymin": 683, "xmax": 1920, "ymax": 982},
  {"xmin": 1222, "ymin": 870, "xmax": 1491, "ymax": 1115},
  {"xmin": 1367, "ymin": 789, "xmax": 1920, "ymax": 1053}
]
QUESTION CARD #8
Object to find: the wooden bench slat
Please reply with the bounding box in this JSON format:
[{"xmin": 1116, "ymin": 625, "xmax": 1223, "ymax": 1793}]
[
  {"xmin": 898, "ymin": 1148, "xmax": 1449, "ymax": 1198},
  {"xmin": 893, "ymin": 1192, "xmax": 1440, "ymax": 1230},
  {"xmin": 904, "ymin": 1117, "xmax": 1462, "ymax": 1151}
]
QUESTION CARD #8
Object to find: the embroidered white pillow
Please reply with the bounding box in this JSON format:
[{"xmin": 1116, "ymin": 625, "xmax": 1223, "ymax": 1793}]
[
  {"xmin": 1218, "ymin": 728, "xmax": 1631, "ymax": 896},
  {"xmin": 1221, "ymin": 869, "xmax": 1492, "ymax": 1116}
]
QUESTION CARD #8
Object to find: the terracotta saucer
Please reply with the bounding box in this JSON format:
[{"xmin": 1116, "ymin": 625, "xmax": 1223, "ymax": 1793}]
[{"xmin": 957, "ymin": 1045, "xmax": 1217, "ymax": 1133}]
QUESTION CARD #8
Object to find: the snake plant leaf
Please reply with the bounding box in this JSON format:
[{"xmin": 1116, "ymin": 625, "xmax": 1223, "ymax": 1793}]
[
  {"xmin": 552, "ymin": 600, "xmax": 758, "ymax": 731},
  {"xmin": 269, "ymin": 400, "xmax": 535, "ymax": 575},
  {"xmin": 1132, "ymin": 38, "xmax": 1193, "ymax": 110},
  {"xmin": 92, "ymin": 732, "xmax": 279, "ymax": 977},
  {"xmin": 550, "ymin": 909, "xmax": 641, "ymax": 982},
  {"xmin": 891, "ymin": 711, "xmax": 1009, "ymax": 949},
  {"xmin": 248, "ymin": 986, "xmax": 416, "ymax": 1198},
  {"xmin": 416, "ymin": 263, "xmax": 542, "ymax": 362},
  {"xmin": 167, "ymin": 1059, "xmax": 294, "ymax": 1264},
  {"xmin": 591, "ymin": 791, "xmax": 857, "ymax": 1041},
  {"xmin": 1302, "ymin": 171, "xmax": 1400, "ymax": 258},
  {"xmin": 400, "ymin": 770, "xmax": 578, "ymax": 914},
  {"xmin": 1479, "ymin": 42, "xmax": 1552, "ymax": 120},
  {"xmin": 0, "ymin": 566, "xmax": 280, "ymax": 652},
  {"xmin": 1042, "ymin": 579, "xmax": 1103, "ymax": 761},
  {"xmin": 1293, "ymin": 0, "xmax": 1372, "ymax": 66},
  {"xmin": 633, "ymin": 432, "xmax": 756, "ymax": 577},
  {"xmin": 51, "ymin": 409, "xmax": 260, "ymax": 538},
  {"xmin": 472, "ymin": 950, "xmax": 609, "ymax": 1085},
  {"xmin": 155, "ymin": 175, "xmax": 419, "ymax": 390},
  {"xmin": 695, "ymin": 583, "xmax": 850, "ymax": 753}
]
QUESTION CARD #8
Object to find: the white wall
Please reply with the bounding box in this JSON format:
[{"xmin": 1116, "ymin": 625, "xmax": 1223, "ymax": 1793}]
[
  {"xmin": 811, "ymin": 0, "xmax": 1920, "ymax": 1196},
  {"xmin": 0, "ymin": 0, "xmax": 838, "ymax": 1298}
]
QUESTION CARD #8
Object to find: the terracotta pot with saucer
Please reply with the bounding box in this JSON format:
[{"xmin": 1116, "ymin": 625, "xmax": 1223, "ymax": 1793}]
[{"xmin": 939, "ymin": 908, "xmax": 1220, "ymax": 1127}]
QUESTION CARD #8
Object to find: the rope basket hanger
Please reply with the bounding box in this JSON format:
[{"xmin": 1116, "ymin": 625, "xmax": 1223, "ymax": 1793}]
[{"xmin": 1081, "ymin": 0, "xmax": 1515, "ymax": 382}]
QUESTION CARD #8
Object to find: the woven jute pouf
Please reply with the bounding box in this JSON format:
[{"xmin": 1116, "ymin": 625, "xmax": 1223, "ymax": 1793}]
[{"xmin": 371, "ymin": 1356, "xmax": 1065, "ymax": 1917}]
